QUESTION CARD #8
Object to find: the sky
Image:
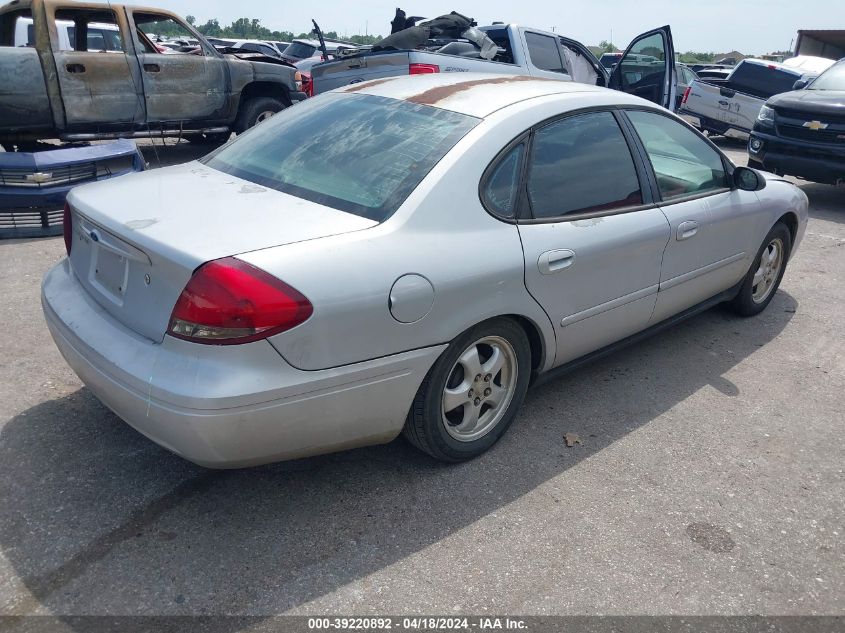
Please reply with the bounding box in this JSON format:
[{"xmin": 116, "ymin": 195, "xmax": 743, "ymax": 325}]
[{"xmin": 152, "ymin": 0, "xmax": 838, "ymax": 55}]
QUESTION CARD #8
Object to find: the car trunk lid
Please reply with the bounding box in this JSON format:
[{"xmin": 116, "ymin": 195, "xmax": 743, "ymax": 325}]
[{"xmin": 66, "ymin": 162, "xmax": 377, "ymax": 343}]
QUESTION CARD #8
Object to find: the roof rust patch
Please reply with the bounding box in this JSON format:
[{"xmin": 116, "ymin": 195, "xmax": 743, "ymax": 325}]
[
  {"xmin": 406, "ymin": 75, "xmax": 555, "ymax": 106},
  {"xmin": 343, "ymin": 78, "xmax": 396, "ymax": 93}
]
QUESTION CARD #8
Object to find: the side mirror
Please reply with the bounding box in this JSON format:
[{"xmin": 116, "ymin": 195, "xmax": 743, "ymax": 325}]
[
  {"xmin": 792, "ymin": 78, "xmax": 809, "ymax": 90},
  {"xmin": 734, "ymin": 166, "xmax": 766, "ymax": 192}
]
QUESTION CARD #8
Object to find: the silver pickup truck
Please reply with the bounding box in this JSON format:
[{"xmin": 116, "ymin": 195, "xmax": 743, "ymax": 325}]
[
  {"xmin": 0, "ymin": 0, "xmax": 306, "ymax": 147},
  {"xmin": 312, "ymin": 23, "xmax": 677, "ymax": 111},
  {"xmin": 679, "ymin": 57, "xmax": 834, "ymax": 140}
]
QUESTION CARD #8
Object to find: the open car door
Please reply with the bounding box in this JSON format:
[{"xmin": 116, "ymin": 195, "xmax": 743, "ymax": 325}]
[{"xmin": 608, "ymin": 26, "xmax": 675, "ymax": 110}]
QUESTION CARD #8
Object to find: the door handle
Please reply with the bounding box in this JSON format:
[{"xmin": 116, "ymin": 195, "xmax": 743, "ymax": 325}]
[
  {"xmin": 143, "ymin": 63, "xmax": 161, "ymax": 73},
  {"xmin": 677, "ymin": 221, "xmax": 699, "ymax": 241},
  {"xmin": 538, "ymin": 249, "xmax": 576, "ymax": 275},
  {"xmin": 65, "ymin": 63, "xmax": 85, "ymax": 73}
]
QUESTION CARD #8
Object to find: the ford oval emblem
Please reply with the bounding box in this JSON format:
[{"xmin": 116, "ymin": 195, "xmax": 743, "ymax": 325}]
[{"xmin": 89, "ymin": 231, "xmax": 99, "ymax": 242}]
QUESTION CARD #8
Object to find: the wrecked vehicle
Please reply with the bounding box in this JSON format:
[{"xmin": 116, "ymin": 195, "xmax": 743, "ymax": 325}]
[
  {"xmin": 0, "ymin": 0, "xmax": 306, "ymax": 148},
  {"xmin": 311, "ymin": 11, "xmax": 677, "ymax": 111},
  {"xmin": 1, "ymin": 139, "xmax": 144, "ymax": 237}
]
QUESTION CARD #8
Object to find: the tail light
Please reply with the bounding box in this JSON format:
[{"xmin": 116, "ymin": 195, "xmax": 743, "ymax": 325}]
[
  {"xmin": 294, "ymin": 70, "xmax": 303, "ymax": 92},
  {"xmin": 62, "ymin": 202, "xmax": 72, "ymax": 256},
  {"xmin": 168, "ymin": 257, "xmax": 313, "ymax": 345},
  {"xmin": 409, "ymin": 63, "xmax": 440, "ymax": 75},
  {"xmin": 681, "ymin": 86, "xmax": 692, "ymax": 105},
  {"xmin": 301, "ymin": 71, "xmax": 313, "ymax": 97}
]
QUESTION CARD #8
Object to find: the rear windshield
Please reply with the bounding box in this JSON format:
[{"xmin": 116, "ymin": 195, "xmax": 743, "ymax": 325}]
[
  {"xmin": 283, "ymin": 41, "xmax": 316, "ymax": 58},
  {"xmin": 809, "ymin": 62, "xmax": 845, "ymax": 91},
  {"xmin": 202, "ymin": 93, "xmax": 479, "ymax": 222},
  {"xmin": 729, "ymin": 62, "xmax": 801, "ymax": 99}
]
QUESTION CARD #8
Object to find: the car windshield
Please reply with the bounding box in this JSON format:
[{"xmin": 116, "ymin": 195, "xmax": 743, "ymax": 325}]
[
  {"xmin": 809, "ymin": 63, "xmax": 845, "ymax": 90},
  {"xmin": 202, "ymin": 93, "xmax": 479, "ymax": 222}
]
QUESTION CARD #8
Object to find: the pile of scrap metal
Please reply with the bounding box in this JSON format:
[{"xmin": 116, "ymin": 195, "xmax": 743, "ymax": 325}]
[
  {"xmin": 0, "ymin": 140, "xmax": 145, "ymax": 238},
  {"xmin": 331, "ymin": 8, "xmax": 498, "ymax": 61}
]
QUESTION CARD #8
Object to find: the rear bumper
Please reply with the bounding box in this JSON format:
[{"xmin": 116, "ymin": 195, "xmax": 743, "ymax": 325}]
[
  {"xmin": 42, "ymin": 260, "xmax": 444, "ymax": 468},
  {"xmin": 679, "ymin": 110, "xmax": 750, "ymax": 140},
  {"xmin": 748, "ymin": 128, "xmax": 845, "ymax": 185}
]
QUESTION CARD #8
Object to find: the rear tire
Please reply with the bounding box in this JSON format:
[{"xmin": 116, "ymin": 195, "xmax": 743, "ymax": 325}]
[
  {"xmin": 235, "ymin": 97, "xmax": 285, "ymax": 134},
  {"xmin": 728, "ymin": 222, "xmax": 791, "ymax": 317},
  {"xmin": 403, "ymin": 318, "xmax": 531, "ymax": 462}
]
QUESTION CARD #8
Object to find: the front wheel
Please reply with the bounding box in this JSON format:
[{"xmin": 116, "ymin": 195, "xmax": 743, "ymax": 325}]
[
  {"xmin": 403, "ymin": 318, "xmax": 531, "ymax": 462},
  {"xmin": 235, "ymin": 97, "xmax": 285, "ymax": 134},
  {"xmin": 728, "ymin": 222, "xmax": 791, "ymax": 316}
]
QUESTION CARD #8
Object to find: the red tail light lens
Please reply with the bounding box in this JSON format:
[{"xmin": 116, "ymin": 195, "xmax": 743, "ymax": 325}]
[
  {"xmin": 62, "ymin": 203, "xmax": 73, "ymax": 256},
  {"xmin": 681, "ymin": 86, "xmax": 692, "ymax": 105},
  {"xmin": 302, "ymin": 72, "xmax": 313, "ymax": 97},
  {"xmin": 409, "ymin": 63, "xmax": 440, "ymax": 75},
  {"xmin": 168, "ymin": 257, "xmax": 313, "ymax": 345}
]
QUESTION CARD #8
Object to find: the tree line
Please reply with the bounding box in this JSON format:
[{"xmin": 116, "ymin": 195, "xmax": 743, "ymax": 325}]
[{"xmin": 185, "ymin": 15, "xmax": 383, "ymax": 44}]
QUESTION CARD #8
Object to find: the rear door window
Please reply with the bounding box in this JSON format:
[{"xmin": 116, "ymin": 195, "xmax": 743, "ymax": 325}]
[
  {"xmin": 525, "ymin": 32, "xmax": 565, "ymax": 73},
  {"xmin": 526, "ymin": 111, "xmax": 643, "ymax": 218}
]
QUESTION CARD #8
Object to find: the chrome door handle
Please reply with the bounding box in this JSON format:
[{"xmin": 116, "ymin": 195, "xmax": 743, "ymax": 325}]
[
  {"xmin": 538, "ymin": 249, "xmax": 576, "ymax": 275},
  {"xmin": 677, "ymin": 221, "xmax": 699, "ymax": 241}
]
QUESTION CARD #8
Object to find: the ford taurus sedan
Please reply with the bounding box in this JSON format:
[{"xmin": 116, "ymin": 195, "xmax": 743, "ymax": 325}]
[{"xmin": 42, "ymin": 73, "xmax": 809, "ymax": 468}]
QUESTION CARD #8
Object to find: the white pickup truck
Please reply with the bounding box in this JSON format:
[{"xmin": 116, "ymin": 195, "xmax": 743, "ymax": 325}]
[
  {"xmin": 312, "ymin": 22, "xmax": 678, "ymax": 111},
  {"xmin": 679, "ymin": 56, "xmax": 834, "ymax": 140}
]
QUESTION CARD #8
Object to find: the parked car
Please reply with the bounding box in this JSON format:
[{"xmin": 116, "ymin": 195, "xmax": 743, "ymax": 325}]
[
  {"xmin": 224, "ymin": 39, "xmax": 286, "ymax": 59},
  {"xmin": 748, "ymin": 57, "xmax": 845, "ymax": 184},
  {"xmin": 1, "ymin": 139, "xmax": 144, "ymax": 238},
  {"xmin": 0, "ymin": 0, "xmax": 305, "ymax": 148},
  {"xmin": 280, "ymin": 37, "xmax": 357, "ymax": 63},
  {"xmin": 42, "ymin": 73, "xmax": 808, "ymax": 468},
  {"xmin": 679, "ymin": 56, "xmax": 834, "ymax": 139},
  {"xmin": 14, "ymin": 16, "xmax": 122, "ymax": 51},
  {"xmin": 312, "ymin": 22, "xmax": 679, "ymax": 111}
]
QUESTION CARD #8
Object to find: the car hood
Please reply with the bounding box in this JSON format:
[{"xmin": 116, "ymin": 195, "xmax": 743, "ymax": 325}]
[
  {"xmin": 768, "ymin": 90, "xmax": 845, "ymax": 117},
  {"xmin": 67, "ymin": 161, "xmax": 377, "ymax": 270}
]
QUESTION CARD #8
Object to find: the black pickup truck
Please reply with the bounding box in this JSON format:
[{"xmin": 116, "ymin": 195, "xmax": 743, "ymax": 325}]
[{"xmin": 748, "ymin": 58, "xmax": 845, "ymax": 185}]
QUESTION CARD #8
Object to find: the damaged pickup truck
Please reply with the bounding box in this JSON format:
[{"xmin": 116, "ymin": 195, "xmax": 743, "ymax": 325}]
[
  {"xmin": 312, "ymin": 10, "xmax": 677, "ymax": 111},
  {"xmin": 0, "ymin": 0, "xmax": 306, "ymax": 148}
]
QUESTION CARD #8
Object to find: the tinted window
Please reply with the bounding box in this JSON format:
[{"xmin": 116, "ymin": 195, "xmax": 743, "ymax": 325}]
[
  {"xmin": 203, "ymin": 93, "xmax": 478, "ymax": 222},
  {"xmin": 526, "ymin": 111, "xmax": 642, "ymax": 219},
  {"xmin": 729, "ymin": 62, "xmax": 800, "ymax": 99},
  {"xmin": 525, "ymin": 32, "xmax": 564, "ymax": 73},
  {"xmin": 483, "ymin": 144, "xmax": 525, "ymax": 218},
  {"xmin": 626, "ymin": 110, "xmax": 728, "ymax": 200}
]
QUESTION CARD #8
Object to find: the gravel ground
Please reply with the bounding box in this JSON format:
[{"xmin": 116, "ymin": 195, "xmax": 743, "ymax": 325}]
[{"xmin": 0, "ymin": 138, "xmax": 842, "ymax": 620}]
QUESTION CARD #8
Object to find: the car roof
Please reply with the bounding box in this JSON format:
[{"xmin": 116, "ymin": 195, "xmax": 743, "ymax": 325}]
[{"xmin": 338, "ymin": 72, "xmax": 646, "ymax": 118}]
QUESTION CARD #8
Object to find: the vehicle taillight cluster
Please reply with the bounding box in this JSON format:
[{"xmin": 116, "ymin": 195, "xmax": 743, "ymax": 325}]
[
  {"xmin": 681, "ymin": 86, "xmax": 692, "ymax": 105},
  {"xmin": 168, "ymin": 257, "xmax": 313, "ymax": 345},
  {"xmin": 409, "ymin": 63, "xmax": 440, "ymax": 75}
]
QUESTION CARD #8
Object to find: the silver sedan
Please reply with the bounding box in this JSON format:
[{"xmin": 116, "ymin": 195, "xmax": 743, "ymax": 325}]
[{"xmin": 42, "ymin": 73, "xmax": 809, "ymax": 468}]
